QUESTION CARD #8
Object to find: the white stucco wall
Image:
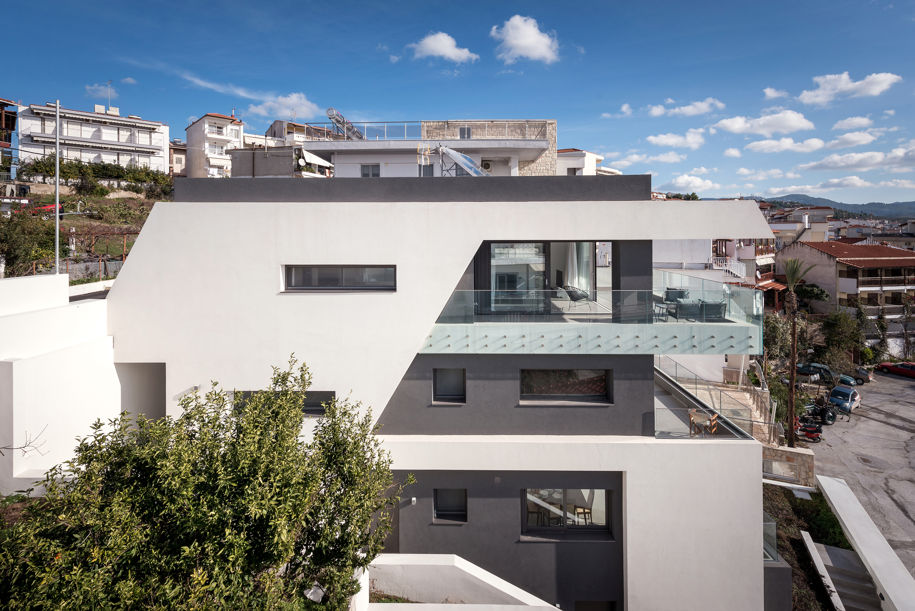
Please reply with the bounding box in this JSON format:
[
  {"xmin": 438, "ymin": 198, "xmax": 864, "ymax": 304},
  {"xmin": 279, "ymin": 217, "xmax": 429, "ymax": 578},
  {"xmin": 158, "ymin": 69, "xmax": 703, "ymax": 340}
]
[
  {"xmin": 653, "ymin": 239, "xmax": 712, "ymax": 269},
  {"xmin": 107, "ymin": 199, "xmax": 773, "ymax": 420},
  {"xmin": 0, "ymin": 274, "xmax": 69, "ymax": 316},
  {"xmin": 381, "ymin": 435, "xmax": 764, "ymax": 611}
]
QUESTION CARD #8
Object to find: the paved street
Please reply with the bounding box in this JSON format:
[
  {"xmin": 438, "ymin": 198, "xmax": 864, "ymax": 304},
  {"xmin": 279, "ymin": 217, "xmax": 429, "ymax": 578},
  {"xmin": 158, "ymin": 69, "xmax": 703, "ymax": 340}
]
[{"xmin": 812, "ymin": 372, "xmax": 915, "ymax": 577}]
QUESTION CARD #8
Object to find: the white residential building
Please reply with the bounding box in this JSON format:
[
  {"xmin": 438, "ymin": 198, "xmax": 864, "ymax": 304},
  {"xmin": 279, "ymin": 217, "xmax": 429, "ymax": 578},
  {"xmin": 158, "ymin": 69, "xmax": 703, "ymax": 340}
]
[
  {"xmin": 17, "ymin": 103, "xmax": 169, "ymax": 173},
  {"xmin": 2, "ymin": 175, "xmax": 780, "ymax": 610},
  {"xmin": 185, "ymin": 113, "xmax": 244, "ymax": 178},
  {"xmin": 556, "ymin": 148, "xmax": 620, "ymax": 176}
]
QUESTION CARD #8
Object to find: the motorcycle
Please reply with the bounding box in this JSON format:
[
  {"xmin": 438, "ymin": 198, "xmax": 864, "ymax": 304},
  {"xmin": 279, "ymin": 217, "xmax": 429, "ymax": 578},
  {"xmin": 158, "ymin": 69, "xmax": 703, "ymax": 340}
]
[{"xmin": 803, "ymin": 400, "xmax": 837, "ymax": 425}]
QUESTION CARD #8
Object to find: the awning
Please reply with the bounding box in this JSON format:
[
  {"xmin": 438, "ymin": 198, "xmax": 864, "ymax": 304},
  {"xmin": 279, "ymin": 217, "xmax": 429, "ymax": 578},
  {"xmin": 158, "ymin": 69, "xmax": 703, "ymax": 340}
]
[
  {"xmin": 757, "ymin": 280, "xmax": 787, "ymax": 291},
  {"xmin": 300, "ymin": 149, "xmax": 332, "ymax": 168},
  {"xmin": 756, "ymin": 256, "xmax": 775, "ymax": 266}
]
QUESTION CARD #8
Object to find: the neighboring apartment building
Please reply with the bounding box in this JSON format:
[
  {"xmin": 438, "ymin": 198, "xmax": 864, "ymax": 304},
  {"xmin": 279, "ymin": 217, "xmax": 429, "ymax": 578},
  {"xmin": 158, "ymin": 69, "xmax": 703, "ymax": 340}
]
[
  {"xmin": 17, "ymin": 103, "xmax": 169, "ymax": 172},
  {"xmin": 185, "ymin": 113, "xmax": 244, "ymax": 178},
  {"xmin": 775, "ymin": 241, "xmax": 915, "ymax": 320},
  {"xmin": 556, "ymin": 148, "xmax": 620, "ymax": 176},
  {"xmin": 168, "ymin": 139, "xmax": 187, "ymax": 177},
  {"xmin": 283, "ymin": 118, "xmax": 557, "ymax": 178}
]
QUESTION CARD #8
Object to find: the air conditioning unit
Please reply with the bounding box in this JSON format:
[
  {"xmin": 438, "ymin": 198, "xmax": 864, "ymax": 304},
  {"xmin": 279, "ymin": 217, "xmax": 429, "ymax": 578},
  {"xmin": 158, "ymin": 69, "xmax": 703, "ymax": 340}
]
[{"xmin": 481, "ymin": 161, "xmax": 493, "ymax": 171}]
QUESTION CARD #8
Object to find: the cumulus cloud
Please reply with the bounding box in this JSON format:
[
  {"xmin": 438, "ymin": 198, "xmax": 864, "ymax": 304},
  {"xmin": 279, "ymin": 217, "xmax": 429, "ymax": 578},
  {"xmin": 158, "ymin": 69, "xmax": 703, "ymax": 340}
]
[
  {"xmin": 121, "ymin": 77, "xmax": 137, "ymax": 85},
  {"xmin": 490, "ymin": 15, "xmax": 559, "ymax": 64},
  {"xmin": 744, "ymin": 137, "xmax": 825, "ymax": 153},
  {"xmin": 409, "ymin": 32, "xmax": 479, "ymax": 63},
  {"xmin": 619, "ymin": 103, "xmax": 632, "ymax": 116},
  {"xmin": 826, "ymin": 131, "xmax": 879, "ymax": 150},
  {"xmin": 763, "ymin": 87, "xmax": 788, "ymax": 99},
  {"xmin": 85, "ymin": 83, "xmax": 117, "ymax": 100},
  {"xmin": 613, "ymin": 151, "xmax": 686, "ymax": 169},
  {"xmin": 724, "ymin": 147, "xmax": 742, "ymax": 158},
  {"xmin": 389, "ymin": 55, "xmax": 401, "ymax": 63},
  {"xmin": 884, "ymin": 109, "xmax": 896, "ymax": 117},
  {"xmin": 735, "ymin": 168, "xmax": 800, "ymax": 181},
  {"xmin": 832, "ymin": 116, "xmax": 873, "ymax": 131},
  {"xmin": 646, "ymin": 128, "xmax": 705, "ymax": 150},
  {"xmin": 715, "ymin": 109, "xmax": 814, "ymax": 137},
  {"xmin": 766, "ymin": 175, "xmax": 882, "ymax": 195},
  {"xmin": 691, "ymin": 166, "xmax": 712, "ymax": 175},
  {"xmin": 659, "ymin": 174, "xmax": 721, "ymax": 192},
  {"xmin": 649, "ymin": 97, "xmax": 725, "ymax": 117},
  {"xmin": 798, "ymin": 71, "xmax": 902, "ymax": 105},
  {"xmin": 246, "ymin": 92, "xmax": 320, "ymax": 118},
  {"xmin": 799, "ymin": 142, "xmax": 915, "ymax": 173}
]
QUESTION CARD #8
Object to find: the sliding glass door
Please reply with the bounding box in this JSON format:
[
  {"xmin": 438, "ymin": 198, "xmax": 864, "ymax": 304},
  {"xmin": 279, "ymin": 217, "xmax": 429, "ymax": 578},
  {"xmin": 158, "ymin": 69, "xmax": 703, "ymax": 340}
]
[{"xmin": 490, "ymin": 242, "xmax": 547, "ymax": 312}]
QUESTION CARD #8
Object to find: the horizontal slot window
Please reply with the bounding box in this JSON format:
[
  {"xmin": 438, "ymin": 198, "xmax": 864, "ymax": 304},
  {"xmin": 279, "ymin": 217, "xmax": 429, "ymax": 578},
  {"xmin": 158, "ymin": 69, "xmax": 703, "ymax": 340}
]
[
  {"xmin": 524, "ymin": 488, "xmax": 609, "ymax": 532},
  {"xmin": 285, "ymin": 265, "xmax": 396, "ymax": 291},
  {"xmin": 520, "ymin": 369, "xmax": 612, "ymax": 403},
  {"xmin": 233, "ymin": 390, "xmax": 335, "ymax": 415}
]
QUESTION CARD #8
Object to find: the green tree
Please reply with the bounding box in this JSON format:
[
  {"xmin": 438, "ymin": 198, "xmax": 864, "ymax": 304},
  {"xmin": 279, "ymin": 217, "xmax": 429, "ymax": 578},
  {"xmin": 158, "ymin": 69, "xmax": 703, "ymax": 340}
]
[
  {"xmin": 0, "ymin": 358, "xmax": 407, "ymax": 609},
  {"xmin": 783, "ymin": 258, "xmax": 815, "ymax": 448},
  {"xmin": 875, "ymin": 309, "xmax": 889, "ymax": 361},
  {"xmin": 0, "ymin": 212, "xmax": 66, "ymax": 276}
]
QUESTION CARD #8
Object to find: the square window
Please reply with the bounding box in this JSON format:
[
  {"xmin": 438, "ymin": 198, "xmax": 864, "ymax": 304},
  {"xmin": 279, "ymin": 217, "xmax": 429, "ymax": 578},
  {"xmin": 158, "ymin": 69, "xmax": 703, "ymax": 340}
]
[
  {"xmin": 434, "ymin": 488, "xmax": 467, "ymax": 522},
  {"xmin": 361, "ymin": 163, "xmax": 380, "ymax": 178},
  {"xmin": 433, "ymin": 368, "xmax": 466, "ymax": 403}
]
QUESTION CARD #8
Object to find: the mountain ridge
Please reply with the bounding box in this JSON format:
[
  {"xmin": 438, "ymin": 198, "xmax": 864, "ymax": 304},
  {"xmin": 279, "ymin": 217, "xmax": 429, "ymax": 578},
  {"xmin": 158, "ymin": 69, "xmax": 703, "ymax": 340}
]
[{"xmin": 764, "ymin": 193, "xmax": 915, "ymax": 218}]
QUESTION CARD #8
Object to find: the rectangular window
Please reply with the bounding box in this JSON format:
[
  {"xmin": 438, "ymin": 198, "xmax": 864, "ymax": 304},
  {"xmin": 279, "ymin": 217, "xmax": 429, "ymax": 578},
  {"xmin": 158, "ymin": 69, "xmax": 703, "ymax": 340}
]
[
  {"xmin": 433, "ymin": 368, "xmax": 466, "ymax": 403},
  {"xmin": 418, "ymin": 163, "xmax": 434, "ymax": 177},
  {"xmin": 233, "ymin": 390, "xmax": 334, "ymax": 415},
  {"xmin": 459, "ymin": 126, "xmax": 472, "ymax": 139},
  {"xmin": 284, "ymin": 265, "xmax": 396, "ymax": 291},
  {"xmin": 520, "ymin": 369, "xmax": 612, "ymax": 403},
  {"xmin": 360, "ymin": 163, "xmax": 380, "ymax": 178},
  {"xmin": 523, "ymin": 489, "xmax": 609, "ymax": 532},
  {"xmin": 434, "ymin": 488, "xmax": 467, "ymax": 522}
]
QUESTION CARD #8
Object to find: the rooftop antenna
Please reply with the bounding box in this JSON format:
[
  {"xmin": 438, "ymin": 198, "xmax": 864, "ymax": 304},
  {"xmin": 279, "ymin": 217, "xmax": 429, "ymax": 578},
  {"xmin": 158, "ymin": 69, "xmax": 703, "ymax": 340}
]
[{"xmin": 106, "ymin": 80, "xmax": 112, "ymax": 109}]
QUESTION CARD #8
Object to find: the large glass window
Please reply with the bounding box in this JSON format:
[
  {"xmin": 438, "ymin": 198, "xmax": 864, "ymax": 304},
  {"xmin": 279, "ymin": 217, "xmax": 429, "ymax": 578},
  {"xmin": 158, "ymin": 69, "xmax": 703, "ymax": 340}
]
[
  {"xmin": 490, "ymin": 242, "xmax": 546, "ymax": 312},
  {"xmin": 523, "ymin": 489, "xmax": 608, "ymax": 531},
  {"xmin": 284, "ymin": 265, "xmax": 396, "ymax": 291},
  {"xmin": 520, "ymin": 369, "xmax": 612, "ymax": 403}
]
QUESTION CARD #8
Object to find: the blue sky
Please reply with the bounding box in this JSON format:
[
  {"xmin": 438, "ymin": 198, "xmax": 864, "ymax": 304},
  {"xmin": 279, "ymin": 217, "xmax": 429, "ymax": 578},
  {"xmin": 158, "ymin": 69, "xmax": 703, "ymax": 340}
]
[{"xmin": 5, "ymin": 0, "xmax": 915, "ymax": 204}]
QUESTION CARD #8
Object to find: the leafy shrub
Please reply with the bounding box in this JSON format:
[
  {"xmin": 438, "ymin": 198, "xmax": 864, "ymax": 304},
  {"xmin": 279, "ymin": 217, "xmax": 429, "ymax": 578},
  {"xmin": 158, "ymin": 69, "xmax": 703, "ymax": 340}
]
[{"xmin": 0, "ymin": 358, "xmax": 407, "ymax": 609}]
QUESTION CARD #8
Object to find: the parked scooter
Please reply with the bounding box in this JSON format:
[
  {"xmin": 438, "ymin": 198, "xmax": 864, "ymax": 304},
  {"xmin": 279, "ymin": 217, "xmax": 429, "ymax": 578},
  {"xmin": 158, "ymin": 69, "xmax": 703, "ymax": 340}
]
[{"xmin": 794, "ymin": 416, "xmax": 823, "ymax": 442}]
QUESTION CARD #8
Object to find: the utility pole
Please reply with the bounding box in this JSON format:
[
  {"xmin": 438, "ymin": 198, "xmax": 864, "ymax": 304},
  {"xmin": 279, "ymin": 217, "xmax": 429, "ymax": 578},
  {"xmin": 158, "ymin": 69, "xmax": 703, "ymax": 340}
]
[{"xmin": 55, "ymin": 99, "xmax": 60, "ymax": 274}]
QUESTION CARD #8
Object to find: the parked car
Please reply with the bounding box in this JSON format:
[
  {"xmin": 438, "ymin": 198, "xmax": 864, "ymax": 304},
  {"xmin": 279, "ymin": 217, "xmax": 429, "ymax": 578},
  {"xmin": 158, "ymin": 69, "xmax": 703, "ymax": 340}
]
[
  {"xmin": 797, "ymin": 363, "xmax": 834, "ymax": 385},
  {"xmin": 827, "ymin": 385, "xmax": 861, "ymax": 415},
  {"xmin": 845, "ymin": 366, "xmax": 872, "ymax": 385},
  {"xmin": 876, "ymin": 361, "xmax": 915, "ymax": 378},
  {"xmin": 791, "ymin": 367, "xmax": 819, "ymax": 385}
]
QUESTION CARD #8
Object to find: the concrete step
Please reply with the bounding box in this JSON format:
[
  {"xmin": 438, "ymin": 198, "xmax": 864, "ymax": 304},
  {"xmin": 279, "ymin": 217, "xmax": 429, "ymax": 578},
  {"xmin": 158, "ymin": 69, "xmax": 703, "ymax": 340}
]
[
  {"xmin": 828, "ymin": 569, "xmax": 878, "ymax": 594},
  {"xmin": 813, "ymin": 543, "xmax": 882, "ymax": 610}
]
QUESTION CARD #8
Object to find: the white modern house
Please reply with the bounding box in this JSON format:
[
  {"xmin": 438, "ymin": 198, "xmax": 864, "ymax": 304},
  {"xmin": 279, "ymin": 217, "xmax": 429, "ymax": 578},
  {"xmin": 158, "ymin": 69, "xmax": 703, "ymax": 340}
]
[
  {"xmin": 1, "ymin": 174, "xmax": 778, "ymax": 610},
  {"xmin": 16, "ymin": 103, "xmax": 169, "ymax": 173},
  {"xmin": 556, "ymin": 148, "xmax": 620, "ymax": 176},
  {"xmin": 185, "ymin": 113, "xmax": 244, "ymax": 178}
]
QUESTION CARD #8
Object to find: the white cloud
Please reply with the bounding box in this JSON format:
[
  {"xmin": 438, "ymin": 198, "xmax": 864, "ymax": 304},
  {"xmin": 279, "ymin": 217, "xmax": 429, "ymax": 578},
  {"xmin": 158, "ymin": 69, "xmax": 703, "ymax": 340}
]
[
  {"xmin": 798, "ymin": 141, "xmax": 915, "ymax": 172},
  {"xmin": 601, "ymin": 103, "xmax": 632, "ymax": 119},
  {"xmin": 766, "ymin": 176, "xmax": 872, "ymax": 196},
  {"xmin": 691, "ymin": 166, "xmax": 712, "ymax": 175},
  {"xmin": 646, "ymin": 128, "xmax": 705, "ymax": 150},
  {"xmin": 646, "ymin": 97, "xmax": 725, "ymax": 117},
  {"xmin": 832, "ymin": 116, "xmax": 872, "ymax": 130},
  {"xmin": 723, "ymin": 147, "xmax": 742, "ymax": 158},
  {"xmin": 389, "ymin": 55, "xmax": 401, "ymax": 63},
  {"xmin": 246, "ymin": 92, "xmax": 320, "ymax": 118},
  {"xmin": 121, "ymin": 77, "xmax": 137, "ymax": 85},
  {"xmin": 715, "ymin": 109, "xmax": 814, "ymax": 137},
  {"xmin": 409, "ymin": 32, "xmax": 479, "ymax": 63},
  {"xmin": 826, "ymin": 131, "xmax": 879, "ymax": 149},
  {"xmin": 85, "ymin": 83, "xmax": 117, "ymax": 100},
  {"xmin": 763, "ymin": 87, "xmax": 788, "ymax": 99},
  {"xmin": 490, "ymin": 15, "xmax": 559, "ymax": 64},
  {"xmin": 664, "ymin": 97, "xmax": 675, "ymax": 104},
  {"xmin": 613, "ymin": 151, "xmax": 686, "ymax": 169},
  {"xmin": 881, "ymin": 179, "xmax": 915, "ymax": 189},
  {"xmin": 745, "ymin": 137, "xmax": 825, "ymax": 153},
  {"xmin": 884, "ymin": 109, "xmax": 896, "ymax": 117},
  {"xmin": 735, "ymin": 168, "xmax": 802, "ymax": 181},
  {"xmin": 659, "ymin": 174, "xmax": 721, "ymax": 192},
  {"xmin": 798, "ymin": 71, "xmax": 902, "ymax": 105}
]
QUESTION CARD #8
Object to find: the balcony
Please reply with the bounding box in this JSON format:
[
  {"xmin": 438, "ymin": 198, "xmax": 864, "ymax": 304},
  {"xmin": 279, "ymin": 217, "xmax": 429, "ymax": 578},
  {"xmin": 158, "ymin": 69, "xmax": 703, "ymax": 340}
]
[
  {"xmin": 421, "ymin": 273, "xmax": 763, "ymax": 356},
  {"xmin": 858, "ymin": 275, "xmax": 915, "ymax": 291},
  {"xmin": 297, "ymin": 120, "xmax": 550, "ymax": 142}
]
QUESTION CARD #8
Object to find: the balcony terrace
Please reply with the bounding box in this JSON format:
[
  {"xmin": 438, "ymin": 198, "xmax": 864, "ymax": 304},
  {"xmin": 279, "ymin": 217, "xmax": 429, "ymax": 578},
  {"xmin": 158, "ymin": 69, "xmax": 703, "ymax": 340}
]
[
  {"xmin": 420, "ymin": 271, "xmax": 762, "ymax": 356},
  {"xmin": 296, "ymin": 120, "xmax": 551, "ymax": 142}
]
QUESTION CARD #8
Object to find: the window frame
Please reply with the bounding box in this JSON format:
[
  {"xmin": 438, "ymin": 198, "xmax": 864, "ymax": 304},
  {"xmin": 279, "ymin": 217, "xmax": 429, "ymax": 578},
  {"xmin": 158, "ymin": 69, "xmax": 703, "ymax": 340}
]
[
  {"xmin": 521, "ymin": 488, "xmax": 611, "ymax": 535},
  {"xmin": 519, "ymin": 369, "xmax": 613, "ymax": 404},
  {"xmin": 283, "ymin": 265, "xmax": 397, "ymax": 292},
  {"xmin": 433, "ymin": 488, "xmax": 468, "ymax": 523},
  {"xmin": 459, "ymin": 126, "xmax": 472, "ymax": 140},
  {"xmin": 432, "ymin": 368, "xmax": 466, "ymax": 403},
  {"xmin": 360, "ymin": 163, "xmax": 381, "ymax": 178}
]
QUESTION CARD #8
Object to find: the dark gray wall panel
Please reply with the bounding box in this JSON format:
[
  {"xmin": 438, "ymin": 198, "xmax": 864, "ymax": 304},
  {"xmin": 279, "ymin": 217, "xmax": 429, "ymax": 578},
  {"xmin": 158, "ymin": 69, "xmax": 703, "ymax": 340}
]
[
  {"xmin": 377, "ymin": 354, "xmax": 654, "ymax": 436},
  {"xmin": 174, "ymin": 175, "xmax": 651, "ymax": 202},
  {"xmin": 392, "ymin": 470, "xmax": 624, "ymax": 611}
]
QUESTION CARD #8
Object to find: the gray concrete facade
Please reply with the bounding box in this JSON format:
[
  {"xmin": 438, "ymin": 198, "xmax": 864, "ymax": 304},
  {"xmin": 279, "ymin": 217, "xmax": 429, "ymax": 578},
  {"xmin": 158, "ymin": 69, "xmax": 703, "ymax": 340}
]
[
  {"xmin": 173, "ymin": 175, "xmax": 651, "ymax": 203},
  {"xmin": 389, "ymin": 470, "xmax": 624, "ymax": 611},
  {"xmin": 377, "ymin": 353, "xmax": 654, "ymax": 436}
]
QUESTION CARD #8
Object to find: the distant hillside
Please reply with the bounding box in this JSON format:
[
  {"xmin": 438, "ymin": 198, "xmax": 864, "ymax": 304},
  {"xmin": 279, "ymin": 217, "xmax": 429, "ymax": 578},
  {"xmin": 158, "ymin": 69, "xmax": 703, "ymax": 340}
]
[{"xmin": 766, "ymin": 194, "xmax": 915, "ymax": 218}]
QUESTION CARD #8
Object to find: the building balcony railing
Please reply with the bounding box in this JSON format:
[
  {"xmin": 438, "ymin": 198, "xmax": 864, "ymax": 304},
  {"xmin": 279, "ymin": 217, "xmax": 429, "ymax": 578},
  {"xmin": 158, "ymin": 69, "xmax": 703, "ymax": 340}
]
[
  {"xmin": 858, "ymin": 275, "xmax": 915, "ymax": 288},
  {"xmin": 297, "ymin": 120, "xmax": 550, "ymax": 142},
  {"xmin": 422, "ymin": 273, "xmax": 763, "ymax": 356}
]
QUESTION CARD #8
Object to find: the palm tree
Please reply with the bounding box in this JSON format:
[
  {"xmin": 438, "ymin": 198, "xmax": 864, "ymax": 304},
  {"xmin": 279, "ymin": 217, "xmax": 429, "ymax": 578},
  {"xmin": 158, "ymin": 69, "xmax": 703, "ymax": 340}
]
[{"xmin": 783, "ymin": 258, "xmax": 815, "ymax": 448}]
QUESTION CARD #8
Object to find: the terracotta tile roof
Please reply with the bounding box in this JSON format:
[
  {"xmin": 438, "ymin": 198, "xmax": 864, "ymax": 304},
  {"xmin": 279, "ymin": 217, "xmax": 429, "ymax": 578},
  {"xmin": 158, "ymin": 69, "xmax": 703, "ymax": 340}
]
[
  {"xmin": 798, "ymin": 241, "xmax": 915, "ymax": 269},
  {"xmin": 557, "ymin": 148, "xmax": 583, "ymax": 153},
  {"xmin": 835, "ymin": 237, "xmax": 866, "ymax": 244},
  {"xmin": 0, "ymin": 97, "xmax": 15, "ymax": 106}
]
